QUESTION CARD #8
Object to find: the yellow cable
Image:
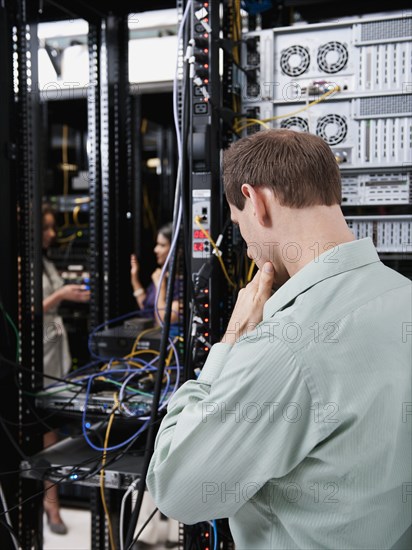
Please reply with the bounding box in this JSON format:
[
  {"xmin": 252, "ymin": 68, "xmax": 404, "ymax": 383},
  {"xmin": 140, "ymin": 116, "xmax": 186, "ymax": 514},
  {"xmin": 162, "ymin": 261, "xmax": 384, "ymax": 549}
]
[
  {"xmin": 127, "ymin": 349, "xmax": 160, "ymax": 360},
  {"xmin": 100, "ymin": 395, "xmax": 118, "ymax": 550},
  {"xmin": 72, "ymin": 205, "xmax": 88, "ymax": 227},
  {"xmin": 235, "ymin": 86, "xmax": 340, "ymax": 132},
  {"xmin": 126, "ymin": 359, "xmax": 155, "ymax": 368},
  {"xmin": 194, "ymin": 217, "xmax": 236, "ymax": 288},
  {"xmin": 231, "ymin": 0, "xmax": 242, "ymax": 124},
  {"xmin": 98, "ymin": 354, "xmax": 158, "ymax": 375},
  {"xmin": 143, "ymin": 187, "xmax": 157, "ymax": 238},
  {"xmin": 247, "ymin": 260, "xmax": 255, "ymax": 282},
  {"xmin": 166, "ymin": 346, "xmax": 174, "ymax": 367},
  {"xmin": 165, "ymin": 336, "xmax": 179, "ymax": 367},
  {"xmin": 56, "ymin": 233, "xmax": 78, "ymax": 244},
  {"xmin": 232, "ymin": 0, "xmax": 240, "ymax": 65},
  {"xmin": 62, "ymin": 125, "xmax": 70, "ymax": 228},
  {"xmin": 98, "ymin": 327, "xmax": 161, "ymax": 373},
  {"xmin": 234, "ymin": 118, "xmax": 270, "ymax": 131},
  {"xmin": 263, "ymin": 86, "xmax": 340, "ymax": 123},
  {"xmin": 127, "ymin": 326, "xmax": 161, "ymax": 358}
]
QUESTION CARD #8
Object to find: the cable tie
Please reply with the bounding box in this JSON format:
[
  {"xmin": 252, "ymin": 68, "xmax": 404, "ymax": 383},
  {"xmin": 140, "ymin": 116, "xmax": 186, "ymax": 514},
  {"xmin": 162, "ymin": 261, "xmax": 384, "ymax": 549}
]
[
  {"xmin": 201, "ymin": 19, "xmax": 212, "ymax": 34},
  {"xmin": 195, "ymin": 7, "xmax": 208, "ymax": 20},
  {"xmin": 201, "ymin": 87, "xmax": 210, "ymax": 100}
]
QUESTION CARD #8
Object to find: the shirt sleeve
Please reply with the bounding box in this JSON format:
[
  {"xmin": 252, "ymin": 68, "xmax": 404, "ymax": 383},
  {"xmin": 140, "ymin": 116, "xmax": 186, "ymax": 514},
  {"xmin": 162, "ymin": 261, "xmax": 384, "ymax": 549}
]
[{"xmin": 146, "ymin": 329, "xmax": 323, "ymax": 524}]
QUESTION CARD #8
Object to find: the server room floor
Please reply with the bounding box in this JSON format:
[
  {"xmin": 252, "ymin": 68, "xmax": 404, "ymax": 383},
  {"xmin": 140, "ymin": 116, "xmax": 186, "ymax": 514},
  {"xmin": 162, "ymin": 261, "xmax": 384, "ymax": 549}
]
[{"xmin": 43, "ymin": 508, "xmax": 169, "ymax": 550}]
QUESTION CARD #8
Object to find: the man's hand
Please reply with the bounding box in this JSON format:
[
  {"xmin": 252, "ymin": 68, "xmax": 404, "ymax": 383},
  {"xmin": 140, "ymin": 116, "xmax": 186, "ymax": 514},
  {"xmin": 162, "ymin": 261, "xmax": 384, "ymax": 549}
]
[{"xmin": 222, "ymin": 262, "xmax": 275, "ymax": 345}]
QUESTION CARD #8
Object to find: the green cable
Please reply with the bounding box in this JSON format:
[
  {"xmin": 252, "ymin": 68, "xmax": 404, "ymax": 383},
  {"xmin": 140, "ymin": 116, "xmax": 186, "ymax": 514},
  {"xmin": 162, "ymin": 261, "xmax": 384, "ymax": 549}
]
[
  {"xmin": 100, "ymin": 377, "xmax": 154, "ymax": 397},
  {"xmin": 24, "ymin": 384, "xmax": 80, "ymax": 397}
]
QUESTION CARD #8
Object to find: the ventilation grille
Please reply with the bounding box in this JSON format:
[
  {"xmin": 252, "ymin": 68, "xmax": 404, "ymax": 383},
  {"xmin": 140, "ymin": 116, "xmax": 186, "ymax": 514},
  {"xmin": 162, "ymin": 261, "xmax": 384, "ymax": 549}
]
[
  {"xmin": 280, "ymin": 45, "xmax": 310, "ymax": 76},
  {"xmin": 361, "ymin": 18, "xmax": 412, "ymax": 41},
  {"xmin": 317, "ymin": 42, "xmax": 348, "ymax": 73},
  {"xmin": 280, "ymin": 117, "xmax": 309, "ymax": 132},
  {"xmin": 346, "ymin": 216, "xmax": 412, "ymax": 252},
  {"xmin": 359, "ymin": 95, "xmax": 412, "ymax": 116},
  {"xmin": 316, "ymin": 114, "xmax": 348, "ymax": 145},
  {"xmin": 342, "ymin": 174, "xmax": 411, "ymax": 205}
]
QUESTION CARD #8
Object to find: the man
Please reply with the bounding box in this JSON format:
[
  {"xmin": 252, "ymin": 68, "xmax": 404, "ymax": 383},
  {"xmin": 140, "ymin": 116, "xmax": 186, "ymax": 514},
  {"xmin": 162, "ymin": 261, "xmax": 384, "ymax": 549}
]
[{"xmin": 147, "ymin": 130, "xmax": 412, "ymax": 549}]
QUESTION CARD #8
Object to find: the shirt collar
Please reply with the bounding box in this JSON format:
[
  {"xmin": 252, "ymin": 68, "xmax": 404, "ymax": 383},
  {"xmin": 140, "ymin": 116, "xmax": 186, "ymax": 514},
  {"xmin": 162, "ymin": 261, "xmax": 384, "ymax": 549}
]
[{"xmin": 263, "ymin": 238, "xmax": 380, "ymax": 320}]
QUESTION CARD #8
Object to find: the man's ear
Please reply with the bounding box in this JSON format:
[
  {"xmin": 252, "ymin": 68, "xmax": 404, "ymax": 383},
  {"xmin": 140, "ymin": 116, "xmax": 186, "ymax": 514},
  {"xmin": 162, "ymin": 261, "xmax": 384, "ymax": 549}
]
[{"xmin": 241, "ymin": 184, "xmax": 270, "ymax": 226}]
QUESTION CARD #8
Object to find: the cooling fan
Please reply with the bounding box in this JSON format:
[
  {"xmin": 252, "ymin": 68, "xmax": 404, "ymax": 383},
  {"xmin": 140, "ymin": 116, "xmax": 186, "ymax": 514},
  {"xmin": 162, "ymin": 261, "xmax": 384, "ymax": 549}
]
[
  {"xmin": 280, "ymin": 117, "xmax": 309, "ymax": 132},
  {"xmin": 317, "ymin": 41, "xmax": 348, "ymax": 73},
  {"xmin": 316, "ymin": 114, "xmax": 348, "ymax": 145},
  {"xmin": 280, "ymin": 45, "xmax": 310, "ymax": 76}
]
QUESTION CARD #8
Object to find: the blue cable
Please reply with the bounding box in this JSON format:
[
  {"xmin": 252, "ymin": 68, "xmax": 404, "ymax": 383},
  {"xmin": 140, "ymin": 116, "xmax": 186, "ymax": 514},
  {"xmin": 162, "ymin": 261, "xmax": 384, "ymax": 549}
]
[
  {"xmin": 82, "ymin": 369, "xmax": 152, "ymax": 451},
  {"xmin": 212, "ymin": 520, "xmax": 218, "ymax": 550},
  {"xmin": 43, "ymin": 359, "xmax": 102, "ymax": 390},
  {"xmin": 80, "ymin": 364, "xmax": 181, "ymax": 451}
]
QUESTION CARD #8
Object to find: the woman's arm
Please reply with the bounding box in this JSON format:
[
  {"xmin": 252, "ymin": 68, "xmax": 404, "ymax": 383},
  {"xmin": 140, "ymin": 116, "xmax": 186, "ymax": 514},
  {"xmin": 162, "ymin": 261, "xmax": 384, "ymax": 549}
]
[
  {"xmin": 43, "ymin": 285, "xmax": 90, "ymax": 313},
  {"xmin": 152, "ymin": 269, "xmax": 180, "ymax": 324},
  {"xmin": 130, "ymin": 254, "xmax": 146, "ymax": 309}
]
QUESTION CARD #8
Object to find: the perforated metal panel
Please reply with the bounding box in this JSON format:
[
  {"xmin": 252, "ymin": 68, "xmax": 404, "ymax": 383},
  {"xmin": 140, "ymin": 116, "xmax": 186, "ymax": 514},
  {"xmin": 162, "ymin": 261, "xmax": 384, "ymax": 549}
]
[
  {"xmin": 280, "ymin": 116, "xmax": 309, "ymax": 132},
  {"xmin": 346, "ymin": 215, "xmax": 412, "ymax": 252},
  {"xmin": 316, "ymin": 113, "xmax": 348, "ymax": 145},
  {"xmin": 342, "ymin": 173, "xmax": 411, "ymax": 205},
  {"xmin": 345, "ymin": 218, "xmax": 374, "ymax": 240},
  {"xmin": 280, "ymin": 45, "xmax": 310, "ymax": 76},
  {"xmin": 359, "ymin": 95, "xmax": 412, "ymax": 116},
  {"xmin": 317, "ymin": 41, "xmax": 349, "ymax": 73},
  {"xmin": 360, "ymin": 18, "xmax": 412, "ymax": 41}
]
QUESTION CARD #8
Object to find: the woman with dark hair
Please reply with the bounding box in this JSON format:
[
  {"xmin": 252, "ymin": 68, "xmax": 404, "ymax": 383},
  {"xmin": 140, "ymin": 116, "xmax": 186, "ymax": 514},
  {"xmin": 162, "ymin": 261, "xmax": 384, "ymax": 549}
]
[
  {"xmin": 42, "ymin": 204, "xmax": 90, "ymax": 534},
  {"xmin": 130, "ymin": 222, "xmax": 180, "ymax": 325},
  {"xmin": 129, "ymin": 223, "xmax": 180, "ymax": 546}
]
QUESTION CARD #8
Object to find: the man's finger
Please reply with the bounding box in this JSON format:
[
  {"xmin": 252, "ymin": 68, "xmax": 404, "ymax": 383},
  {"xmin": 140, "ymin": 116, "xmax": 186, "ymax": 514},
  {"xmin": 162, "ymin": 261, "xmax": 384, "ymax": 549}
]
[
  {"xmin": 247, "ymin": 269, "xmax": 261, "ymax": 289},
  {"xmin": 257, "ymin": 262, "xmax": 275, "ymax": 300}
]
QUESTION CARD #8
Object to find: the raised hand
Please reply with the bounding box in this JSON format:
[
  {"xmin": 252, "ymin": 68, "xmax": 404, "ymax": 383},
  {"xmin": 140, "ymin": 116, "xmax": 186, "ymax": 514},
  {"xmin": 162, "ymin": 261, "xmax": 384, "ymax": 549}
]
[
  {"xmin": 222, "ymin": 262, "xmax": 275, "ymax": 345},
  {"xmin": 130, "ymin": 254, "xmax": 140, "ymax": 281}
]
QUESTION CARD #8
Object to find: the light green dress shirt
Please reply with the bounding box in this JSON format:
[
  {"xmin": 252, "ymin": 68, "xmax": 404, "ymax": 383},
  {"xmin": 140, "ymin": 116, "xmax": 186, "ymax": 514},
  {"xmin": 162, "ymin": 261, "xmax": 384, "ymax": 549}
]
[{"xmin": 147, "ymin": 238, "xmax": 412, "ymax": 549}]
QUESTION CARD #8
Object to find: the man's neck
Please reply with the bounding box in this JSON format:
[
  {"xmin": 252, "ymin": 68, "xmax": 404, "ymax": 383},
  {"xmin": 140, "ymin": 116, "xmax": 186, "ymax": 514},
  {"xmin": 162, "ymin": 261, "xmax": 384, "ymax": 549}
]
[
  {"xmin": 271, "ymin": 206, "xmax": 356, "ymax": 280},
  {"xmin": 284, "ymin": 231, "xmax": 356, "ymax": 278}
]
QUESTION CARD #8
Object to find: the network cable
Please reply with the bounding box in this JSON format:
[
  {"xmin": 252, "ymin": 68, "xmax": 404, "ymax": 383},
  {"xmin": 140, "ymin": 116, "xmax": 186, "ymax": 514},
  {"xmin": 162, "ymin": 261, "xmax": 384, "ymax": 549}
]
[{"xmin": 124, "ymin": 3, "xmax": 192, "ymax": 549}]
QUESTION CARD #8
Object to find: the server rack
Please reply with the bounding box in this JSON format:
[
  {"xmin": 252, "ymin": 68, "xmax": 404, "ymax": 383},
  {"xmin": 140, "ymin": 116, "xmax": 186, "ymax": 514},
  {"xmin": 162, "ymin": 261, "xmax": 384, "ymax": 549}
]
[
  {"xmin": 2, "ymin": 1, "xmax": 410, "ymax": 549},
  {"xmin": 0, "ymin": 0, "xmax": 45, "ymax": 547},
  {"xmin": 0, "ymin": 1, "xmax": 134, "ymax": 547},
  {"xmin": 240, "ymin": 12, "xmax": 412, "ymax": 274}
]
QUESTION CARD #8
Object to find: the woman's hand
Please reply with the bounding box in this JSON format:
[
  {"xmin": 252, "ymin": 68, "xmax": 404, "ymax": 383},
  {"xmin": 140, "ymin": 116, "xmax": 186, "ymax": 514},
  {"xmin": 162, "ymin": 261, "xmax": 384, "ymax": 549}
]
[
  {"xmin": 58, "ymin": 284, "xmax": 90, "ymax": 303},
  {"xmin": 131, "ymin": 254, "xmax": 140, "ymax": 281}
]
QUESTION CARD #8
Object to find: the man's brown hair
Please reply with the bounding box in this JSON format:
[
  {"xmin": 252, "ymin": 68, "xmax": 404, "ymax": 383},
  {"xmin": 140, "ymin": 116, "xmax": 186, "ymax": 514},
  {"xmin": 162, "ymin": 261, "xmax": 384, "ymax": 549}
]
[{"xmin": 223, "ymin": 129, "xmax": 341, "ymax": 210}]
